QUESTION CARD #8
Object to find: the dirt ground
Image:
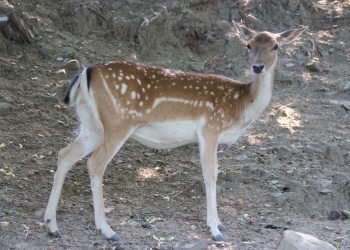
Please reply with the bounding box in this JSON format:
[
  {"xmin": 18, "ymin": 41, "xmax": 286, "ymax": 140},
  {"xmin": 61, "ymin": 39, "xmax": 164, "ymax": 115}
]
[{"xmin": 0, "ymin": 0, "xmax": 349, "ymax": 249}]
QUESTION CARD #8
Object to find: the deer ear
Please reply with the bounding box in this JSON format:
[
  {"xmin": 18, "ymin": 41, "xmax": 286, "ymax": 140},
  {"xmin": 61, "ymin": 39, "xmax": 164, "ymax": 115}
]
[
  {"xmin": 232, "ymin": 21, "xmax": 255, "ymax": 42},
  {"xmin": 277, "ymin": 26, "xmax": 308, "ymax": 45}
]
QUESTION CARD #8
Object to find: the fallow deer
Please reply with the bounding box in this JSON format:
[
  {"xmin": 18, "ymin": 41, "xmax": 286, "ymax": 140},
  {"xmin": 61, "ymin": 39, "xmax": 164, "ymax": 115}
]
[{"xmin": 44, "ymin": 21, "xmax": 307, "ymax": 242}]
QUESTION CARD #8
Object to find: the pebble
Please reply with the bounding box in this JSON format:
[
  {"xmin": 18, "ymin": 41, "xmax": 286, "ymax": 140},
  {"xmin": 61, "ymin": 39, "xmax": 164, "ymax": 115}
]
[
  {"xmin": 274, "ymin": 71, "xmax": 294, "ymax": 83},
  {"xmin": 182, "ymin": 240, "xmax": 208, "ymax": 250},
  {"xmin": 344, "ymin": 82, "xmax": 350, "ymax": 90},
  {"xmin": 342, "ymin": 210, "xmax": 350, "ymax": 219},
  {"xmin": 306, "ymin": 61, "xmax": 321, "ymax": 72},
  {"xmin": 216, "ymin": 20, "xmax": 232, "ymax": 33},
  {"xmin": 150, "ymin": 6, "xmax": 168, "ymax": 26},
  {"xmin": 0, "ymin": 102, "xmax": 11, "ymax": 115},
  {"xmin": 327, "ymin": 211, "xmax": 340, "ymax": 221},
  {"xmin": 64, "ymin": 59, "xmax": 81, "ymax": 71}
]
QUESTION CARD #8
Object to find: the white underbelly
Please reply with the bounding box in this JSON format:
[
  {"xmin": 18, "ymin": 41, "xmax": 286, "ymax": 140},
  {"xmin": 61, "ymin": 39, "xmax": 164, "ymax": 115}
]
[{"xmin": 131, "ymin": 121, "xmax": 198, "ymax": 149}]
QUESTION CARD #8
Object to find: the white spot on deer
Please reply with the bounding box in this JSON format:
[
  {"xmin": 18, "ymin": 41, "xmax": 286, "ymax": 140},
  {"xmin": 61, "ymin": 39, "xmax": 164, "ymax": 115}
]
[
  {"xmin": 184, "ymin": 86, "xmax": 188, "ymax": 89},
  {"xmin": 147, "ymin": 84, "xmax": 151, "ymax": 89},
  {"xmin": 119, "ymin": 71, "xmax": 123, "ymax": 76},
  {"xmin": 108, "ymin": 68, "xmax": 112, "ymax": 71},
  {"xmin": 137, "ymin": 93, "xmax": 140, "ymax": 99},
  {"xmin": 193, "ymin": 100, "xmax": 198, "ymax": 106},
  {"xmin": 146, "ymin": 109, "xmax": 151, "ymax": 114},
  {"xmin": 131, "ymin": 75, "xmax": 135, "ymax": 79},
  {"xmin": 139, "ymin": 101, "xmax": 143, "ymax": 107},
  {"xmin": 172, "ymin": 82, "xmax": 176, "ymax": 86},
  {"xmin": 206, "ymin": 101, "xmax": 214, "ymax": 111},
  {"xmin": 234, "ymin": 92, "xmax": 239, "ymax": 99},
  {"xmin": 203, "ymin": 86, "xmax": 207, "ymax": 89},
  {"xmin": 199, "ymin": 101, "xmax": 203, "ymax": 107},
  {"xmin": 142, "ymin": 88, "xmax": 145, "ymax": 92},
  {"xmin": 126, "ymin": 76, "xmax": 130, "ymax": 80},
  {"xmin": 145, "ymin": 96, "xmax": 148, "ymax": 101},
  {"xmin": 126, "ymin": 101, "xmax": 130, "ymax": 105},
  {"xmin": 118, "ymin": 76, "xmax": 123, "ymax": 81},
  {"xmin": 115, "ymin": 84, "xmax": 120, "ymax": 90},
  {"xmin": 121, "ymin": 83, "xmax": 127, "ymax": 95},
  {"xmin": 105, "ymin": 75, "xmax": 109, "ymax": 79},
  {"xmin": 189, "ymin": 85, "xmax": 192, "ymax": 89},
  {"xmin": 152, "ymin": 75, "xmax": 156, "ymax": 79},
  {"xmin": 137, "ymin": 79, "xmax": 142, "ymax": 85},
  {"xmin": 112, "ymin": 73, "xmax": 116, "ymax": 78},
  {"xmin": 196, "ymin": 86, "xmax": 199, "ymax": 90},
  {"xmin": 131, "ymin": 91, "xmax": 136, "ymax": 99},
  {"xmin": 210, "ymin": 92, "xmax": 214, "ymax": 96}
]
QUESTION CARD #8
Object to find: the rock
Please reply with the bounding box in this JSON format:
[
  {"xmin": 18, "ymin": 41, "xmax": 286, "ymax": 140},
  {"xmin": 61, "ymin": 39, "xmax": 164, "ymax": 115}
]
[
  {"xmin": 333, "ymin": 172, "xmax": 350, "ymax": 183},
  {"xmin": 344, "ymin": 82, "xmax": 350, "ymax": 91},
  {"xmin": 2, "ymin": 24, "xmax": 13, "ymax": 39},
  {"xmin": 305, "ymin": 61, "xmax": 321, "ymax": 72},
  {"xmin": 149, "ymin": 6, "xmax": 168, "ymax": 26},
  {"xmin": 0, "ymin": 16, "xmax": 8, "ymax": 26},
  {"xmin": 269, "ymin": 192, "xmax": 297, "ymax": 204},
  {"xmin": 232, "ymin": 155, "xmax": 249, "ymax": 162},
  {"xmin": 67, "ymin": 51, "xmax": 77, "ymax": 59},
  {"xmin": 294, "ymin": 227, "xmax": 317, "ymax": 238},
  {"xmin": 189, "ymin": 0, "xmax": 207, "ymax": 7},
  {"xmin": 182, "ymin": 240, "xmax": 208, "ymax": 250},
  {"xmin": 327, "ymin": 211, "xmax": 340, "ymax": 221},
  {"xmin": 185, "ymin": 10, "xmax": 196, "ymax": 21},
  {"xmin": 287, "ymin": 0, "xmax": 300, "ymax": 12},
  {"xmin": 216, "ymin": 20, "xmax": 232, "ymax": 33},
  {"xmin": 342, "ymin": 210, "xmax": 350, "ymax": 219},
  {"xmin": 287, "ymin": 180, "xmax": 305, "ymax": 192},
  {"xmin": 246, "ymin": 14, "xmax": 267, "ymax": 30},
  {"xmin": 328, "ymin": 99, "xmax": 350, "ymax": 111},
  {"xmin": 55, "ymin": 69, "xmax": 66, "ymax": 80},
  {"xmin": 39, "ymin": 47, "xmax": 50, "ymax": 58},
  {"xmin": 64, "ymin": 59, "xmax": 81, "ymax": 71},
  {"xmin": 324, "ymin": 145, "xmax": 344, "ymax": 165},
  {"xmin": 304, "ymin": 143, "xmax": 325, "ymax": 154},
  {"xmin": 276, "ymin": 231, "xmax": 336, "ymax": 250},
  {"xmin": 0, "ymin": 102, "xmax": 12, "ymax": 115},
  {"xmin": 320, "ymin": 189, "xmax": 332, "ymax": 194},
  {"xmin": 312, "ymin": 179, "xmax": 332, "ymax": 191},
  {"xmin": 274, "ymin": 71, "xmax": 294, "ymax": 83},
  {"xmin": 189, "ymin": 62, "xmax": 205, "ymax": 72}
]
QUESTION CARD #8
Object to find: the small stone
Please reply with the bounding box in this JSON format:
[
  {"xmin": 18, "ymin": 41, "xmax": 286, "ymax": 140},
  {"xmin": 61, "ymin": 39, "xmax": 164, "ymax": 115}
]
[
  {"xmin": 64, "ymin": 59, "xmax": 80, "ymax": 71},
  {"xmin": 333, "ymin": 172, "xmax": 350, "ymax": 183},
  {"xmin": 304, "ymin": 143, "xmax": 325, "ymax": 154},
  {"xmin": 0, "ymin": 102, "xmax": 11, "ymax": 116},
  {"xmin": 67, "ymin": 51, "xmax": 77, "ymax": 59},
  {"xmin": 190, "ymin": 225, "xmax": 197, "ymax": 230},
  {"xmin": 327, "ymin": 211, "xmax": 340, "ymax": 221},
  {"xmin": 344, "ymin": 82, "xmax": 350, "ymax": 90},
  {"xmin": 189, "ymin": 0, "xmax": 207, "ymax": 7},
  {"xmin": 312, "ymin": 179, "xmax": 332, "ymax": 191},
  {"xmin": 287, "ymin": 180, "xmax": 304, "ymax": 192},
  {"xmin": 232, "ymin": 155, "xmax": 249, "ymax": 162},
  {"xmin": 305, "ymin": 61, "xmax": 321, "ymax": 72},
  {"xmin": 149, "ymin": 6, "xmax": 168, "ymax": 26},
  {"xmin": 55, "ymin": 69, "xmax": 66, "ymax": 80},
  {"xmin": 39, "ymin": 47, "xmax": 50, "ymax": 58},
  {"xmin": 320, "ymin": 189, "xmax": 332, "ymax": 194},
  {"xmin": 216, "ymin": 20, "xmax": 232, "ymax": 33},
  {"xmin": 342, "ymin": 210, "xmax": 350, "ymax": 219},
  {"xmin": 324, "ymin": 145, "xmax": 344, "ymax": 165},
  {"xmin": 182, "ymin": 240, "xmax": 208, "ymax": 250},
  {"xmin": 246, "ymin": 14, "xmax": 267, "ymax": 30},
  {"xmin": 276, "ymin": 231, "xmax": 335, "ymax": 250}
]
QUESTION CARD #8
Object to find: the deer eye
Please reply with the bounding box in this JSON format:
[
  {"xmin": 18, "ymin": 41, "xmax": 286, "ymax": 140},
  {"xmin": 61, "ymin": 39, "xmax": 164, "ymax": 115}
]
[
  {"xmin": 272, "ymin": 44, "xmax": 279, "ymax": 50},
  {"xmin": 246, "ymin": 44, "xmax": 251, "ymax": 50}
]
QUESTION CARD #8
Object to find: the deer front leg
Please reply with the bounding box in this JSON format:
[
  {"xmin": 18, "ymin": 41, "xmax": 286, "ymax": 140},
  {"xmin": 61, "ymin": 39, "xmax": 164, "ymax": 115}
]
[{"xmin": 198, "ymin": 132, "xmax": 227, "ymax": 242}]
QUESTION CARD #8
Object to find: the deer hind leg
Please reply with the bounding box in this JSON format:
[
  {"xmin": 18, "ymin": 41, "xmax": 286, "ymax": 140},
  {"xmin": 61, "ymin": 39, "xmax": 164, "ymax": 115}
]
[
  {"xmin": 198, "ymin": 132, "xmax": 227, "ymax": 242},
  {"xmin": 44, "ymin": 126, "xmax": 103, "ymax": 237},
  {"xmin": 87, "ymin": 126, "xmax": 135, "ymax": 241}
]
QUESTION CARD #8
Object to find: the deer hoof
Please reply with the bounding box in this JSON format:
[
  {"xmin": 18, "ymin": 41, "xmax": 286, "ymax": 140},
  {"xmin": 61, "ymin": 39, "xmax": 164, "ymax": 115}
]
[
  {"xmin": 49, "ymin": 230, "xmax": 62, "ymax": 238},
  {"xmin": 108, "ymin": 234, "xmax": 121, "ymax": 241},
  {"xmin": 213, "ymin": 234, "xmax": 227, "ymax": 242}
]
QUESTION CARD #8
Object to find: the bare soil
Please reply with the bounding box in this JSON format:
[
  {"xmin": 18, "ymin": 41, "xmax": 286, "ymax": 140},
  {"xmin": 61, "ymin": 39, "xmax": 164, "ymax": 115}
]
[{"xmin": 0, "ymin": 0, "xmax": 349, "ymax": 249}]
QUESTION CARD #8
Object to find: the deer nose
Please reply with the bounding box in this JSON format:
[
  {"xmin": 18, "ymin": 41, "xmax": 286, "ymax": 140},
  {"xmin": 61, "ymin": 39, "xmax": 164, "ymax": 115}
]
[{"xmin": 253, "ymin": 64, "xmax": 264, "ymax": 74}]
